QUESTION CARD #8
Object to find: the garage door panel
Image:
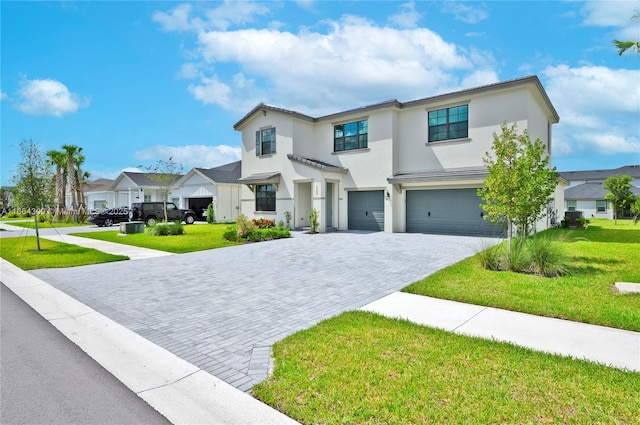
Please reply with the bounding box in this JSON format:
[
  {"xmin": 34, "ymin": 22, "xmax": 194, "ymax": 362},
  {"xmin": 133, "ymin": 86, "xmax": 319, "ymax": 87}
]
[
  {"xmin": 348, "ymin": 191, "xmax": 384, "ymax": 231},
  {"xmin": 406, "ymin": 189, "xmax": 503, "ymax": 237}
]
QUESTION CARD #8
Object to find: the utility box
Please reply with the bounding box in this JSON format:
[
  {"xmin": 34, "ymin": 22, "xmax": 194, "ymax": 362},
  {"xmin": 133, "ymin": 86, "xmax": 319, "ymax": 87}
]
[
  {"xmin": 120, "ymin": 221, "xmax": 145, "ymax": 234},
  {"xmin": 564, "ymin": 211, "xmax": 583, "ymax": 226}
]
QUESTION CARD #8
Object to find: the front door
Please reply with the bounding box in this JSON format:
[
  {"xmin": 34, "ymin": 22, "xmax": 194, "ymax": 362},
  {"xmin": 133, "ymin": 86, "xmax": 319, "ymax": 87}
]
[{"xmin": 326, "ymin": 183, "xmax": 333, "ymax": 227}]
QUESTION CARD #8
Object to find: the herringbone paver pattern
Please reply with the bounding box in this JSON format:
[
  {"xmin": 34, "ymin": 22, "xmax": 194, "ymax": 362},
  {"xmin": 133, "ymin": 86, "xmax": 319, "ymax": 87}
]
[{"xmin": 31, "ymin": 231, "xmax": 491, "ymax": 391}]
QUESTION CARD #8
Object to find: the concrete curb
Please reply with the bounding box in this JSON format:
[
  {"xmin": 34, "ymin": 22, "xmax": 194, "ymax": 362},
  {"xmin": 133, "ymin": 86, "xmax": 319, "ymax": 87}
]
[{"xmin": 1, "ymin": 259, "xmax": 299, "ymax": 425}]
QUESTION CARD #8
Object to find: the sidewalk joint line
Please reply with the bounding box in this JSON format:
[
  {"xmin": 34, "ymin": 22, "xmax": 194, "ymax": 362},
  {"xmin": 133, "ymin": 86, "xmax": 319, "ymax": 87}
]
[{"xmin": 452, "ymin": 306, "xmax": 489, "ymax": 332}]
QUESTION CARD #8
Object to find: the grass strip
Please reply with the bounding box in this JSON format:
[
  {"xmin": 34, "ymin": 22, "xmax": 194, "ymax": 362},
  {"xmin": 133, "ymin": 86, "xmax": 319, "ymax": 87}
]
[
  {"xmin": 254, "ymin": 311, "xmax": 640, "ymax": 424},
  {"xmin": 404, "ymin": 219, "xmax": 640, "ymax": 331},
  {"xmin": 71, "ymin": 223, "xmax": 241, "ymax": 253},
  {"xmin": 0, "ymin": 237, "xmax": 128, "ymax": 270}
]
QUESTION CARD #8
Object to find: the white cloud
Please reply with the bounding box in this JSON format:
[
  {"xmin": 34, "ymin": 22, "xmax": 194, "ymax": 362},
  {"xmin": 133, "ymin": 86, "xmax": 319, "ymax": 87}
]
[
  {"xmin": 153, "ymin": 1, "xmax": 271, "ymax": 32},
  {"xmin": 543, "ymin": 65, "xmax": 640, "ymax": 157},
  {"xmin": 16, "ymin": 78, "xmax": 88, "ymax": 117},
  {"xmin": 388, "ymin": 1, "xmax": 422, "ymax": 28},
  {"xmin": 134, "ymin": 144, "xmax": 241, "ymax": 170},
  {"xmin": 581, "ymin": 2, "xmax": 639, "ymax": 43},
  {"xmin": 441, "ymin": 2, "xmax": 489, "ymax": 24},
  {"xmin": 182, "ymin": 14, "xmax": 497, "ymax": 114},
  {"xmin": 0, "ymin": 91, "xmax": 7, "ymax": 100}
]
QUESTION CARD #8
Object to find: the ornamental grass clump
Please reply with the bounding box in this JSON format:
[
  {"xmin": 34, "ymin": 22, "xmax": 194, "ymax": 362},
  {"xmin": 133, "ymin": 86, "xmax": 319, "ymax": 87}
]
[
  {"xmin": 147, "ymin": 221, "xmax": 184, "ymax": 236},
  {"xmin": 478, "ymin": 233, "xmax": 570, "ymax": 278}
]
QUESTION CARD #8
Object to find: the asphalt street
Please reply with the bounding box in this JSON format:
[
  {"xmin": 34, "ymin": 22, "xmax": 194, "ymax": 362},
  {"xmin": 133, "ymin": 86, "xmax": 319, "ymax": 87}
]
[{"xmin": 0, "ymin": 283, "xmax": 171, "ymax": 425}]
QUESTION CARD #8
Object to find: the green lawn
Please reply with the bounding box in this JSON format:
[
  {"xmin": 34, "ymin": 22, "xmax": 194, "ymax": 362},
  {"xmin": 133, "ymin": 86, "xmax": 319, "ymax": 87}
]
[
  {"xmin": 0, "ymin": 237, "xmax": 128, "ymax": 270},
  {"xmin": 71, "ymin": 223, "xmax": 241, "ymax": 253},
  {"xmin": 254, "ymin": 311, "xmax": 640, "ymax": 424},
  {"xmin": 404, "ymin": 219, "xmax": 640, "ymax": 331},
  {"xmin": 5, "ymin": 220, "xmax": 90, "ymax": 228}
]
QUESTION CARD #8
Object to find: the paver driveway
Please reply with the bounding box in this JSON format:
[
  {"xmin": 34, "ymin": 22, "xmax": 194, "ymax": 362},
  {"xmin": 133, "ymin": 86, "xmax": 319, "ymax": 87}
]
[{"xmin": 31, "ymin": 231, "xmax": 493, "ymax": 391}]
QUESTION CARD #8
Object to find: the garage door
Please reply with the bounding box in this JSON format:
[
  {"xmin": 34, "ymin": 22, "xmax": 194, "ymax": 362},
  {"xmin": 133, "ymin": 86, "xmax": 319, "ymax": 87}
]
[
  {"xmin": 406, "ymin": 189, "xmax": 503, "ymax": 237},
  {"xmin": 348, "ymin": 190, "xmax": 384, "ymax": 231}
]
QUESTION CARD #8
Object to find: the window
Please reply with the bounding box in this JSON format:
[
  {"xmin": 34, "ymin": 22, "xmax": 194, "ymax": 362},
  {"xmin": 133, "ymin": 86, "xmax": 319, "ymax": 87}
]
[
  {"xmin": 334, "ymin": 120, "xmax": 368, "ymax": 152},
  {"xmin": 143, "ymin": 194, "xmax": 151, "ymax": 202},
  {"xmin": 256, "ymin": 128, "xmax": 276, "ymax": 156},
  {"xmin": 255, "ymin": 184, "xmax": 276, "ymax": 211},
  {"xmin": 567, "ymin": 200, "xmax": 576, "ymax": 211},
  {"xmin": 428, "ymin": 104, "xmax": 468, "ymax": 142},
  {"xmin": 596, "ymin": 200, "xmax": 607, "ymax": 213}
]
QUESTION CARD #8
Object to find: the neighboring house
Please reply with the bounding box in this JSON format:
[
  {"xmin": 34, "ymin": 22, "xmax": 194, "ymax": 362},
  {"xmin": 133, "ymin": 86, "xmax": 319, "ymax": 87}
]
[
  {"xmin": 109, "ymin": 171, "xmax": 185, "ymax": 208},
  {"xmin": 174, "ymin": 161, "xmax": 242, "ymax": 222},
  {"xmin": 82, "ymin": 178, "xmax": 116, "ymax": 210},
  {"xmin": 234, "ymin": 75, "xmax": 562, "ymax": 236},
  {"xmin": 560, "ymin": 165, "xmax": 640, "ymax": 219}
]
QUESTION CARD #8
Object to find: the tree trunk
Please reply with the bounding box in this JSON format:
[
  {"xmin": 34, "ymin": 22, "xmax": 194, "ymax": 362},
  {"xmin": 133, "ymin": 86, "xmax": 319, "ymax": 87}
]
[{"xmin": 34, "ymin": 214, "xmax": 41, "ymax": 251}]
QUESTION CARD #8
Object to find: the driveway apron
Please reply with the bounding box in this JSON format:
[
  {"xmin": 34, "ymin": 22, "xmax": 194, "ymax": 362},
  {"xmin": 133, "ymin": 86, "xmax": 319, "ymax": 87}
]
[{"xmin": 30, "ymin": 231, "xmax": 491, "ymax": 391}]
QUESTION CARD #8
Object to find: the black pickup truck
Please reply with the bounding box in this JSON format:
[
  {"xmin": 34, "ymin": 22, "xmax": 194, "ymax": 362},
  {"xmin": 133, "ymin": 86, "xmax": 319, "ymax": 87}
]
[{"xmin": 129, "ymin": 202, "xmax": 196, "ymax": 226}]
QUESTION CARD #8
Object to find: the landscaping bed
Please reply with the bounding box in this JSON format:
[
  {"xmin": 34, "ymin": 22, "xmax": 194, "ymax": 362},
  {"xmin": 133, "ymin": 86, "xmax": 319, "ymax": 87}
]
[{"xmin": 404, "ymin": 219, "xmax": 640, "ymax": 331}]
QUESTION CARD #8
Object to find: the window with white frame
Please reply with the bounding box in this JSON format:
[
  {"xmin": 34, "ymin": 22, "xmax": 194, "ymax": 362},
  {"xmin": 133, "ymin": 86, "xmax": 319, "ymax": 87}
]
[
  {"xmin": 255, "ymin": 184, "xmax": 276, "ymax": 211},
  {"xmin": 567, "ymin": 200, "xmax": 576, "ymax": 211},
  {"xmin": 255, "ymin": 128, "xmax": 276, "ymax": 156},
  {"xmin": 596, "ymin": 200, "xmax": 606, "ymax": 213}
]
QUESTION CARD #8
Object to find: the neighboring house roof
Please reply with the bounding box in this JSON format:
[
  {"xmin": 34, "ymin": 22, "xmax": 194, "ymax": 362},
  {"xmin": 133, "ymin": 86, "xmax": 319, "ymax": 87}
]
[
  {"xmin": 194, "ymin": 160, "xmax": 242, "ymax": 184},
  {"xmin": 565, "ymin": 182, "xmax": 640, "ymax": 200},
  {"xmin": 234, "ymin": 75, "xmax": 559, "ymax": 130},
  {"xmin": 83, "ymin": 178, "xmax": 114, "ymax": 193},
  {"xmin": 559, "ymin": 165, "xmax": 640, "ymax": 183},
  {"xmin": 287, "ymin": 154, "xmax": 348, "ymax": 174}
]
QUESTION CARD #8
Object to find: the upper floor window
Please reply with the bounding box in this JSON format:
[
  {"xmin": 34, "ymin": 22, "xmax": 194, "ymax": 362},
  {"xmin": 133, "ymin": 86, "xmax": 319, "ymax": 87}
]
[
  {"xmin": 596, "ymin": 200, "xmax": 607, "ymax": 213},
  {"xmin": 255, "ymin": 184, "xmax": 276, "ymax": 211},
  {"xmin": 256, "ymin": 127, "xmax": 276, "ymax": 156},
  {"xmin": 428, "ymin": 104, "xmax": 468, "ymax": 142},
  {"xmin": 567, "ymin": 200, "xmax": 576, "ymax": 211},
  {"xmin": 334, "ymin": 120, "xmax": 368, "ymax": 152}
]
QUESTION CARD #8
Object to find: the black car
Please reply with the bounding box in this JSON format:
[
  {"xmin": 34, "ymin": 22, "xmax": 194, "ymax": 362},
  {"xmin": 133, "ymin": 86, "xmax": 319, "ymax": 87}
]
[{"xmin": 88, "ymin": 207, "xmax": 130, "ymax": 227}]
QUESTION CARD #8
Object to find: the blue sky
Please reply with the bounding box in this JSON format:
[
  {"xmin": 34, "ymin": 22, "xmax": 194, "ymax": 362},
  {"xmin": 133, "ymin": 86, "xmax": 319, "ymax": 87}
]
[{"xmin": 1, "ymin": 1, "xmax": 639, "ymax": 186}]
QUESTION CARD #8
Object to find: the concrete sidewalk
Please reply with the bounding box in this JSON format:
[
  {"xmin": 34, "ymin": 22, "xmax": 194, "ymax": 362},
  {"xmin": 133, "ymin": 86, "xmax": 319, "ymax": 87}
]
[
  {"xmin": 362, "ymin": 292, "xmax": 640, "ymax": 372},
  {"xmin": 1, "ymin": 259, "xmax": 300, "ymax": 425},
  {"xmin": 41, "ymin": 234, "xmax": 172, "ymax": 260}
]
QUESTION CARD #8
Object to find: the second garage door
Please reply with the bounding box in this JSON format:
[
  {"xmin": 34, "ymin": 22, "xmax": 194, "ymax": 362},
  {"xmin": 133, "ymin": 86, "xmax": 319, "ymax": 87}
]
[
  {"xmin": 348, "ymin": 190, "xmax": 384, "ymax": 231},
  {"xmin": 406, "ymin": 189, "xmax": 504, "ymax": 237}
]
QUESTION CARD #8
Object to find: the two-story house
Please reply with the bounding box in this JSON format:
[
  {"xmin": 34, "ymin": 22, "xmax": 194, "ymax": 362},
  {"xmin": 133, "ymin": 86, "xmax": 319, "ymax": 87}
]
[{"xmin": 234, "ymin": 75, "xmax": 562, "ymax": 236}]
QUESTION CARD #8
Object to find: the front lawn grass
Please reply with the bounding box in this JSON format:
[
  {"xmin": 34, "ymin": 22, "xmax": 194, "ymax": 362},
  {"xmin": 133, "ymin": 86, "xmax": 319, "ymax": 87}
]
[
  {"xmin": 0, "ymin": 237, "xmax": 128, "ymax": 270},
  {"xmin": 6, "ymin": 220, "xmax": 90, "ymax": 228},
  {"xmin": 254, "ymin": 311, "xmax": 640, "ymax": 424},
  {"xmin": 404, "ymin": 219, "xmax": 640, "ymax": 331},
  {"xmin": 71, "ymin": 223, "xmax": 241, "ymax": 253}
]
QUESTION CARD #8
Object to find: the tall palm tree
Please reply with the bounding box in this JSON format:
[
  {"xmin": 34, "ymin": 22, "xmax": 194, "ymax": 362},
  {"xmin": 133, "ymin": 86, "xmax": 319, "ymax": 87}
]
[
  {"xmin": 46, "ymin": 149, "xmax": 66, "ymax": 208},
  {"xmin": 61, "ymin": 144, "xmax": 81, "ymax": 213},
  {"xmin": 75, "ymin": 153, "xmax": 88, "ymax": 214},
  {"xmin": 614, "ymin": 11, "xmax": 640, "ymax": 55}
]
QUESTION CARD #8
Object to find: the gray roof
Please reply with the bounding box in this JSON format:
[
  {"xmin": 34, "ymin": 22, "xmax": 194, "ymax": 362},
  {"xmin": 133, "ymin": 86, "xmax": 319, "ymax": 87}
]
[
  {"xmin": 121, "ymin": 171, "xmax": 183, "ymax": 187},
  {"xmin": 388, "ymin": 167, "xmax": 489, "ymax": 185},
  {"xmin": 559, "ymin": 165, "xmax": 640, "ymax": 182},
  {"xmin": 234, "ymin": 75, "xmax": 558, "ymax": 129},
  {"xmin": 565, "ymin": 182, "xmax": 640, "ymax": 200},
  {"xmin": 287, "ymin": 154, "xmax": 348, "ymax": 174},
  {"xmin": 195, "ymin": 160, "xmax": 241, "ymax": 184},
  {"xmin": 84, "ymin": 178, "xmax": 114, "ymax": 193}
]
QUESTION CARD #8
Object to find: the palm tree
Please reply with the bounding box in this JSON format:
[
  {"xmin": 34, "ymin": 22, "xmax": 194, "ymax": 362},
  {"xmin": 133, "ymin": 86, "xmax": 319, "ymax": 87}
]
[
  {"xmin": 74, "ymin": 152, "xmax": 88, "ymax": 214},
  {"xmin": 614, "ymin": 12, "xmax": 640, "ymax": 55},
  {"xmin": 46, "ymin": 149, "xmax": 66, "ymax": 209},
  {"xmin": 62, "ymin": 144, "xmax": 82, "ymax": 219}
]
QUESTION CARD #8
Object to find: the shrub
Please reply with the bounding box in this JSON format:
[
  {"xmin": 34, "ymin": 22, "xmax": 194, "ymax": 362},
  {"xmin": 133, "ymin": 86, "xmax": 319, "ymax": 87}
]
[
  {"xmin": 206, "ymin": 202, "xmax": 215, "ymax": 224},
  {"xmin": 236, "ymin": 214, "xmax": 254, "ymax": 238},
  {"xmin": 575, "ymin": 217, "xmax": 590, "ymax": 230},
  {"xmin": 309, "ymin": 208, "xmax": 319, "ymax": 233},
  {"xmin": 477, "ymin": 243, "xmax": 503, "ymax": 271},
  {"xmin": 223, "ymin": 224, "xmax": 291, "ymax": 242},
  {"xmin": 148, "ymin": 222, "xmax": 185, "ymax": 236},
  {"xmin": 561, "ymin": 217, "xmax": 571, "ymax": 228},
  {"xmin": 223, "ymin": 226, "xmax": 239, "ymax": 241},
  {"xmin": 284, "ymin": 211, "xmax": 292, "ymax": 230},
  {"xmin": 252, "ymin": 218, "xmax": 276, "ymax": 228}
]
